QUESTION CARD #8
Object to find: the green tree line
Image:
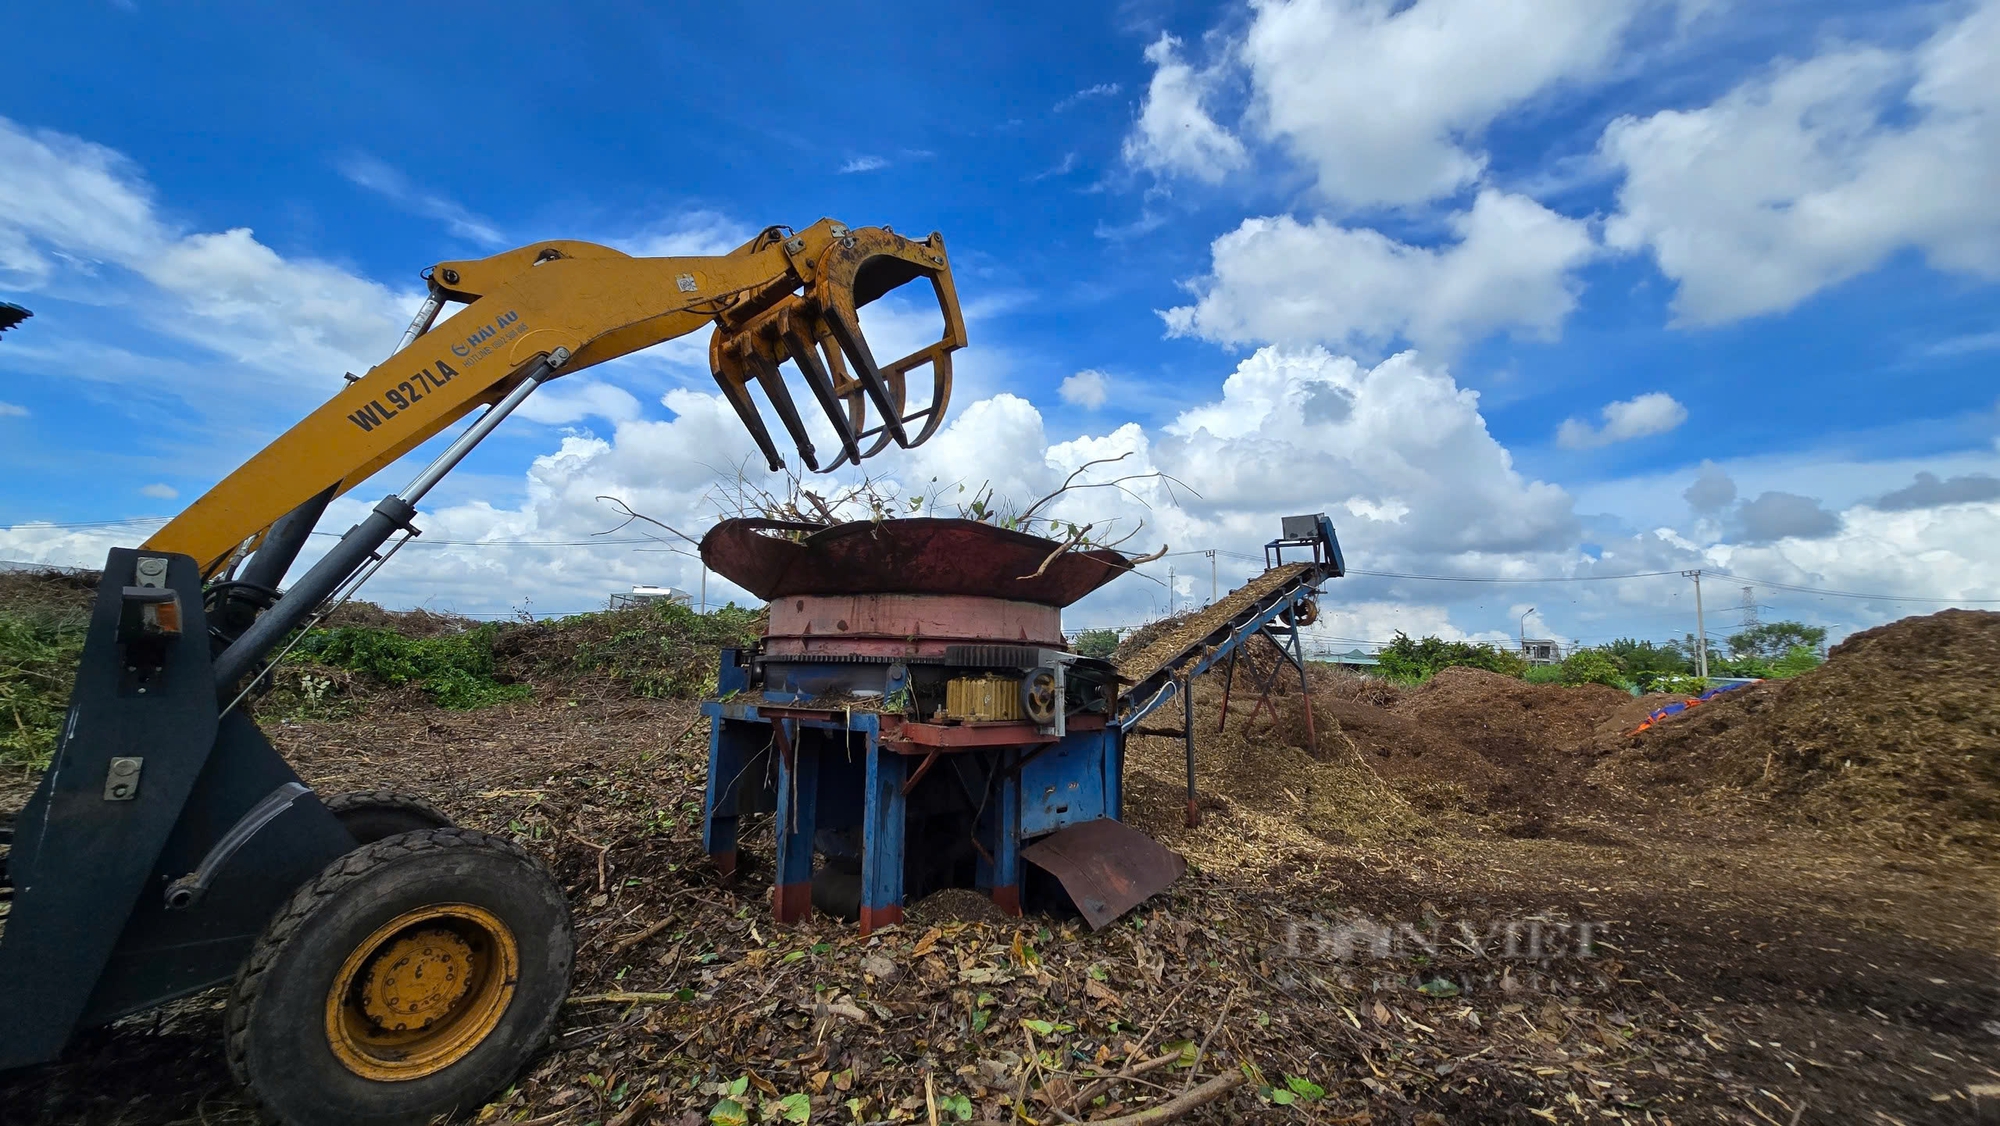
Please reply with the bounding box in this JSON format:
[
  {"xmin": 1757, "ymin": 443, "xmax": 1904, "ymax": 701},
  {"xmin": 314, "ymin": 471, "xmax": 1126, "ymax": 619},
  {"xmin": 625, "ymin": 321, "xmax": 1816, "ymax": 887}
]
[{"xmin": 1368, "ymin": 620, "xmax": 1826, "ymax": 691}]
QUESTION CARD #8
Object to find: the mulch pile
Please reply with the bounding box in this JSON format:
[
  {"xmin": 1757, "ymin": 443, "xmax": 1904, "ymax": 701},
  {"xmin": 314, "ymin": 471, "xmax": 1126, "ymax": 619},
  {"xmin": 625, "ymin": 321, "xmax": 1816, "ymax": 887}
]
[
  {"xmin": 1595, "ymin": 608, "xmax": 2000, "ymax": 849},
  {"xmin": 0, "ymin": 567, "xmax": 98, "ymax": 607},
  {"xmin": 1122, "ymin": 663, "xmax": 1674, "ymax": 852}
]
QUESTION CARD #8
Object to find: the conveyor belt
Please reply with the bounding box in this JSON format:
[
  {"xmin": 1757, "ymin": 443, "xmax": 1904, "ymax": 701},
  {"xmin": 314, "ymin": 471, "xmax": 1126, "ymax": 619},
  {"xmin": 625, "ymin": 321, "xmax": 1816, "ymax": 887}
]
[{"xmin": 1114, "ymin": 559, "xmax": 1331, "ymax": 728}]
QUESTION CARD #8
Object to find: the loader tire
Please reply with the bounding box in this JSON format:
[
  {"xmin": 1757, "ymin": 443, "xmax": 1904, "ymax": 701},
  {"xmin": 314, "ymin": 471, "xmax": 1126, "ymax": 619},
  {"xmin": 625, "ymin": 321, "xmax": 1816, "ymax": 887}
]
[
  {"xmin": 323, "ymin": 789, "xmax": 453, "ymax": 843},
  {"xmin": 226, "ymin": 828, "xmax": 573, "ymax": 1126}
]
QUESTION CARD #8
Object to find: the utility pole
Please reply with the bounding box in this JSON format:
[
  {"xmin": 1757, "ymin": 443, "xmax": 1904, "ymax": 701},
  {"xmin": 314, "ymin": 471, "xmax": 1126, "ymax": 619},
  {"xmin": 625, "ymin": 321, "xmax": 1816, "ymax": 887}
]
[
  {"xmin": 700, "ymin": 566, "xmax": 708, "ymax": 614},
  {"xmin": 1205, "ymin": 550, "xmax": 1216, "ymax": 607},
  {"xmin": 1520, "ymin": 607, "xmax": 1535, "ymax": 656},
  {"xmin": 1682, "ymin": 570, "xmax": 1708, "ymax": 680},
  {"xmin": 1167, "ymin": 565, "xmax": 1176, "ymax": 616},
  {"xmin": 1739, "ymin": 586, "xmax": 1758, "ymax": 630}
]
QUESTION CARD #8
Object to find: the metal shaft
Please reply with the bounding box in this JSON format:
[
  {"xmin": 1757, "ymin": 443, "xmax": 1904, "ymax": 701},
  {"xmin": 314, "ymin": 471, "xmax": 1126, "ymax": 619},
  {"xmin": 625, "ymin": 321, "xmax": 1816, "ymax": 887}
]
[
  {"xmin": 399, "ymin": 350, "xmax": 566, "ymax": 505},
  {"xmin": 394, "ymin": 291, "xmax": 445, "ymax": 354},
  {"xmin": 237, "ymin": 484, "xmax": 336, "ymax": 594}
]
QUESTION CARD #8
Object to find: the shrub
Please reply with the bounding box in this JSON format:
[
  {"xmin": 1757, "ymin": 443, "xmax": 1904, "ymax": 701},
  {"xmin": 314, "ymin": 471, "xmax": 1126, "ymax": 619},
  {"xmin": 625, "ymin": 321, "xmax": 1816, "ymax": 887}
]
[
  {"xmin": 552, "ymin": 600, "xmax": 766, "ymax": 698},
  {"xmin": 1522, "ymin": 664, "xmax": 1565, "ymax": 684},
  {"xmin": 291, "ymin": 623, "xmax": 529, "ymax": 709},
  {"xmin": 1770, "ymin": 644, "xmax": 1824, "ymax": 678},
  {"xmin": 1376, "ymin": 632, "xmax": 1529, "ymax": 683},
  {"xmin": 1650, "ymin": 673, "xmax": 1710, "ymax": 696},
  {"xmin": 1072, "ymin": 628, "xmax": 1121, "ymax": 659},
  {"xmin": 1558, "ymin": 649, "xmax": 1627, "ymax": 689},
  {"xmin": 0, "ymin": 608, "xmax": 90, "ymax": 769}
]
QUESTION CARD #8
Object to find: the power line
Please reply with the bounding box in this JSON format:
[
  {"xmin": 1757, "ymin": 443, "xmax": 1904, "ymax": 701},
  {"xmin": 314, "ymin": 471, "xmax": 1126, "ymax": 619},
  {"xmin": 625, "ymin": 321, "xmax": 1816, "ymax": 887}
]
[
  {"xmin": 1348, "ymin": 567, "xmax": 1684, "ymax": 584},
  {"xmin": 1731, "ymin": 574, "xmax": 2000, "ymax": 604}
]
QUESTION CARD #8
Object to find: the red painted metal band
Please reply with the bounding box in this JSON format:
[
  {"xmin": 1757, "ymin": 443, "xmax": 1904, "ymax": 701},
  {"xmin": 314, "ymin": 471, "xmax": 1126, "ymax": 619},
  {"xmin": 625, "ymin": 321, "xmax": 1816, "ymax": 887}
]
[
  {"xmin": 858, "ymin": 904, "xmax": 905, "ymax": 935},
  {"xmin": 767, "ymin": 593, "xmax": 1063, "ymax": 656},
  {"xmin": 772, "ymin": 881, "xmax": 812, "ymax": 923},
  {"xmin": 990, "ymin": 885, "xmax": 1022, "ymax": 917}
]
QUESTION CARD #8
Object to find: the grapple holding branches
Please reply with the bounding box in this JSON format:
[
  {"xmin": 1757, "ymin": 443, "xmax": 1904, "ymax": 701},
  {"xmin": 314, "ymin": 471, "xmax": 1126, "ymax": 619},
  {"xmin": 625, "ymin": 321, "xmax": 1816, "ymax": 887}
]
[{"xmin": 709, "ymin": 221, "xmax": 965, "ymax": 472}]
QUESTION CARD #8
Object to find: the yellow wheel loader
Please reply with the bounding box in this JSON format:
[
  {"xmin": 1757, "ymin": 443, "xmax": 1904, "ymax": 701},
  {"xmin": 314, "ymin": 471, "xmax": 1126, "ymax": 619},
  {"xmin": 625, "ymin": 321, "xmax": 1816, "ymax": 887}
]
[{"xmin": 0, "ymin": 219, "xmax": 964, "ymax": 1125}]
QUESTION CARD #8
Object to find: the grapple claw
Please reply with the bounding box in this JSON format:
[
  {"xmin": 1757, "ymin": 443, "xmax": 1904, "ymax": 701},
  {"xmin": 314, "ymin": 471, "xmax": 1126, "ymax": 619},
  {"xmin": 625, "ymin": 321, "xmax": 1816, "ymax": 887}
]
[{"xmin": 710, "ymin": 224, "xmax": 963, "ymax": 472}]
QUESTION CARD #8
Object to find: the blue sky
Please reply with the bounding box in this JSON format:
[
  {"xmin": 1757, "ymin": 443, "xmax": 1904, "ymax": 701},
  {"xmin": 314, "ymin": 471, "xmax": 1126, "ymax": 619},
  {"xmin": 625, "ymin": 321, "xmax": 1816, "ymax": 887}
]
[{"xmin": 2, "ymin": 0, "xmax": 1997, "ymax": 650}]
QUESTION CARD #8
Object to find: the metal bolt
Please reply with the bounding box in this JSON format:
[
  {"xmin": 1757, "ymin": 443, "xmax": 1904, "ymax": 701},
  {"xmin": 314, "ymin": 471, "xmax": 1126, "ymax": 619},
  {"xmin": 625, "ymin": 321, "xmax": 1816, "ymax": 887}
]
[
  {"xmin": 136, "ymin": 557, "xmax": 166, "ymax": 577},
  {"xmin": 441, "ymin": 268, "xmax": 461, "ymax": 285}
]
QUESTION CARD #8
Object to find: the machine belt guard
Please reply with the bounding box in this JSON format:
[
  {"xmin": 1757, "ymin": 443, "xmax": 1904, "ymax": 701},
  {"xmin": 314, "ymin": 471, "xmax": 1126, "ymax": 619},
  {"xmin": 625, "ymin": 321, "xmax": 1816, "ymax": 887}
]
[{"xmin": 1021, "ymin": 818, "xmax": 1187, "ymax": 931}]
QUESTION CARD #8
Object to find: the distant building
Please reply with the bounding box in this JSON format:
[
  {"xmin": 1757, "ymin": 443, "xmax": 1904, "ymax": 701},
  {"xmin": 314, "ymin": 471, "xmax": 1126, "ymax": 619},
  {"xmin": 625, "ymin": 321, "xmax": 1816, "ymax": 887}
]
[
  {"xmin": 1521, "ymin": 638, "xmax": 1562, "ymax": 665},
  {"xmin": 609, "ymin": 585, "xmax": 691, "ymax": 609}
]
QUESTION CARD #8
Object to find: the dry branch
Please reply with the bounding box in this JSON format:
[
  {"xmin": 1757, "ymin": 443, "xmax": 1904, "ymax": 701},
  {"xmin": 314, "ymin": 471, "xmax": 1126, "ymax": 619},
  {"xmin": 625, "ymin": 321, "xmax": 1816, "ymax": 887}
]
[
  {"xmin": 973, "ymin": 1069, "xmax": 1244, "ymax": 1126},
  {"xmin": 564, "ymin": 991, "xmax": 685, "ymax": 1005}
]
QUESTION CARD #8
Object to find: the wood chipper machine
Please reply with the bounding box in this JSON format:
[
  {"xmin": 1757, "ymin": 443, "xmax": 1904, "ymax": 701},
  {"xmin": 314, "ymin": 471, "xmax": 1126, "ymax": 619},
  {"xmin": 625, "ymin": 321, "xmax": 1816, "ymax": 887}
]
[
  {"xmin": 693, "ymin": 512, "xmax": 1345, "ymax": 933},
  {"xmin": 0, "ymin": 219, "xmax": 966, "ymax": 1125}
]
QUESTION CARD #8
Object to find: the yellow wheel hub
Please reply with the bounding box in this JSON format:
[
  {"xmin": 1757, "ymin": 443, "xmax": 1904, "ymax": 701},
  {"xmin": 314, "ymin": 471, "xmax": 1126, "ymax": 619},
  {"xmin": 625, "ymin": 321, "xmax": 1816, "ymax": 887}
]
[
  {"xmin": 326, "ymin": 904, "xmax": 519, "ymax": 1081},
  {"xmin": 361, "ymin": 927, "xmax": 474, "ymax": 1031}
]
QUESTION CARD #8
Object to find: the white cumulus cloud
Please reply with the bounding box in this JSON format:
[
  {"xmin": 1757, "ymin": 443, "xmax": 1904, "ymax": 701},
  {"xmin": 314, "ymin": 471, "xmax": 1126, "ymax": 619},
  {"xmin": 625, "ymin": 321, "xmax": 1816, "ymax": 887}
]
[
  {"xmin": 1059, "ymin": 370, "xmax": 1110, "ymax": 410},
  {"xmin": 0, "ymin": 115, "xmax": 411, "ymax": 391},
  {"xmin": 1162, "ymin": 190, "xmax": 1597, "ymax": 355},
  {"xmin": 1602, "ymin": 0, "xmax": 2000, "ymax": 323},
  {"xmin": 1556, "ymin": 392, "xmax": 1688, "ymax": 449},
  {"xmin": 1241, "ymin": 0, "xmax": 1656, "ymax": 207},
  {"xmin": 513, "ymin": 380, "xmax": 645, "ymax": 426},
  {"xmin": 1122, "ymin": 35, "xmax": 1246, "ymax": 184}
]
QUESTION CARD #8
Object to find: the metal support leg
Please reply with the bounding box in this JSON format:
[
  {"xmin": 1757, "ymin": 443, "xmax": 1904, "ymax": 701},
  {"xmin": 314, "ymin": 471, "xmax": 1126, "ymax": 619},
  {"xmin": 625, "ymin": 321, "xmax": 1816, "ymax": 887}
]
[
  {"xmin": 1216, "ymin": 647, "xmax": 1238, "ymax": 733},
  {"xmin": 1105, "ymin": 725, "xmax": 1125, "ymax": 822},
  {"xmin": 1291, "ymin": 626, "xmax": 1317, "ymax": 754},
  {"xmin": 859, "ymin": 742, "xmax": 907, "ymax": 934},
  {"xmin": 703, "ymin": 717, "xmax": 745, "ymax": 882},
  {"xmin": 1183, "ymin": 678, "xmax": 1200, "ymax": 828},
  {"xmin": 978, "ymin": 750, "xmax": 1023, "ymax": 916},
  {"xmin": 771, "ymin": 721, "xmax": 816, "ymax": 923},
  {"xmin": 1243, "ymin": 629, "xmax": 1288, "ymax": 729}
]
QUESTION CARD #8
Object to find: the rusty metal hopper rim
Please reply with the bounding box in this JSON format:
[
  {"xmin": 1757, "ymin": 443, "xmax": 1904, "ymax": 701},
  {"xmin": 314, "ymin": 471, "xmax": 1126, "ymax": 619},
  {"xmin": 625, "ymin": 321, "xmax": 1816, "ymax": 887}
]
[{"xmin": 700, "ymin": 517, "xmax": 1134, "ymax": 606}]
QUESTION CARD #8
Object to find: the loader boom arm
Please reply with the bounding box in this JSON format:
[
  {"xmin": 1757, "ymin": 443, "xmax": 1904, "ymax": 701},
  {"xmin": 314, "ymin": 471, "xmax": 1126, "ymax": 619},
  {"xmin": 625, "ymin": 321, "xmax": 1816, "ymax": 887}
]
[{"xmin": 142, "ymin": 219, "xmax": 964, "ymax": 577}]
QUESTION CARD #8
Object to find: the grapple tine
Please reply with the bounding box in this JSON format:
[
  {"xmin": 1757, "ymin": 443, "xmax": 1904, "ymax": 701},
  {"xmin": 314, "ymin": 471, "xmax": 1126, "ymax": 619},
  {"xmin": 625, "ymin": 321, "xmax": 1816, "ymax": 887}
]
[
  {"xmin": 709, "ymin": 334, "xmax": 787, "ymax": 472},
  {"xmin": 817, "ymin": 306, "xmax": 908, "ymax": 448},
  {"xmin": 707, "ymin": 222, "xmax": 965, "ymax": 472},
  {"xmin": 780, "ymin": 314, "xmax": 864, "ymax": 466},
  {"xmin": 881, "ymin": 342, "xmax": 954, "ymax": 448},
  {"xmin": 741, "ymin": 343, "xmax": 820, "ymax": 472}
]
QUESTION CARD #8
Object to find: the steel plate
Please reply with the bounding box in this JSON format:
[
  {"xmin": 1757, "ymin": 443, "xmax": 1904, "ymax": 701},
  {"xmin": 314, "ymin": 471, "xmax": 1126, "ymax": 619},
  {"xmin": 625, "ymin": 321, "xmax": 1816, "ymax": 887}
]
[{"xmin": 1021, "ymin": 819, "xmax": 1186, "ymax": 930}]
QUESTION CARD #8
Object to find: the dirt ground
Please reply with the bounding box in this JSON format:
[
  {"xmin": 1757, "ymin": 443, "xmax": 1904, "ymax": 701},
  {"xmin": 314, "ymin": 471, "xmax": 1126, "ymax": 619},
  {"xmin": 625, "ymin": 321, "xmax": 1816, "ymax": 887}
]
[{"xmin": 3, "ymin": 610, "xmax": 1998, "ymax": 1125}]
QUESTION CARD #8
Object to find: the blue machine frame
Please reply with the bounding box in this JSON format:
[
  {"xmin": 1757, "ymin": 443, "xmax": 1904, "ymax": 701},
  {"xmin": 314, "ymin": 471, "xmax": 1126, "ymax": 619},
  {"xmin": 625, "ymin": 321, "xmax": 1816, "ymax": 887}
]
[
  {"xmin": 701, "ymin": 513, "xmax": 1344, "ymax": 931},
  {"xmin": 702, "ymin": 659, "xmax": 1124, "ymax": 931}
]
